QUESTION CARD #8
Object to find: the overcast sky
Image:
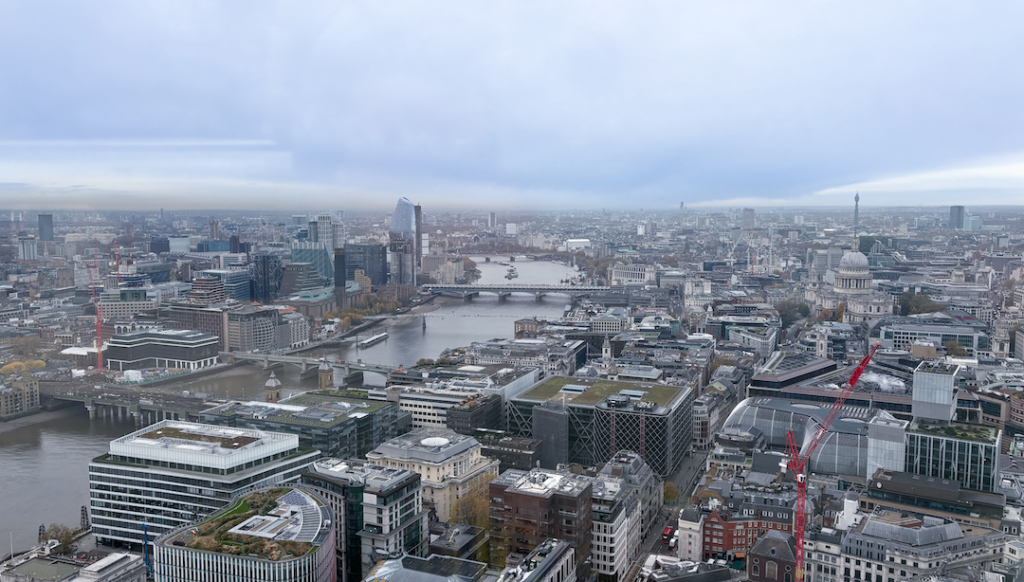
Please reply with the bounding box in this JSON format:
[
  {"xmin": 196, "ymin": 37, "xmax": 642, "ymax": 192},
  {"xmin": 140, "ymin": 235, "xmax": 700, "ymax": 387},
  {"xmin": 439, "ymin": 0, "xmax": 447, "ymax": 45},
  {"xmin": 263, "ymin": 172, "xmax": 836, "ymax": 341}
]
[{"xmin": 1, "ymin": 1, "xmax": 1023, "ymax": 211}]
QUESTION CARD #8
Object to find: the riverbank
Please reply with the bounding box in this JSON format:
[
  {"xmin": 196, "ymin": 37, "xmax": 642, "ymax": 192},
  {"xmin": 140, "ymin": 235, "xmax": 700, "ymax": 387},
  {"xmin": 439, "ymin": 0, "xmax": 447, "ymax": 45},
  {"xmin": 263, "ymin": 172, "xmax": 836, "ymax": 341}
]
[{"xmin": 0, "ymin": 406, "xmax": 82, "ymax": 435}]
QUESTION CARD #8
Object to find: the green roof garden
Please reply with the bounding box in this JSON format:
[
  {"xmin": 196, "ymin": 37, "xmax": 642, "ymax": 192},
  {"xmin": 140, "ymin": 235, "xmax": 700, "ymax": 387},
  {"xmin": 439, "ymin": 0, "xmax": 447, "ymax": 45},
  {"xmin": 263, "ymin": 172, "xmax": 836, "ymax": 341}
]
[
  {"xmin": 519, "ymin": 376, "xmax": 683, "ymax": 407},
  {"xmin": 909, "ymin": 421, "xmax": 999, "ymax": 444}
]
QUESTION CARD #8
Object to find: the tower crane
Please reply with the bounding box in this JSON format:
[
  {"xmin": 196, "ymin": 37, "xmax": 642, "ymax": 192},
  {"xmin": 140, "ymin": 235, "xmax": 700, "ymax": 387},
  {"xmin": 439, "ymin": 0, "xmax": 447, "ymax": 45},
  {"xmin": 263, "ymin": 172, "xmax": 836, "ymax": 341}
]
[{"xmin": 786, "ymin": 344, "xmax": 878, "ymax": 582}]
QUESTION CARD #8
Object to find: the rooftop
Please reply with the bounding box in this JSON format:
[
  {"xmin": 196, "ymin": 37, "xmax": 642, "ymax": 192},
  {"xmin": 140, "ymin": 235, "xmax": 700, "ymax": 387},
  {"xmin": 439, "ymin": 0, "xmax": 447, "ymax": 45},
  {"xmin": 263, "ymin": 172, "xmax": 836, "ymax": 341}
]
[
  {"xmin": 4, "ymin": 558, "xmax": 80, "ymax": 582},
  {"xmin": 517, "ymin": 375, "xmax": 683, "ymax": 407},
  {"xmin": 159, "ymin": 487, "xmax": 329, "ymax": 560},
  {"xmin": 202, "ymin": 392, "xmax": 389, "ymax": 428},
  {"xmin": 908, "ymin": 420, "xmax": 999, "ymax": 444},
  {"xmin": 492, "ymin": 468, "xmax": 591, "ymax": 497}
]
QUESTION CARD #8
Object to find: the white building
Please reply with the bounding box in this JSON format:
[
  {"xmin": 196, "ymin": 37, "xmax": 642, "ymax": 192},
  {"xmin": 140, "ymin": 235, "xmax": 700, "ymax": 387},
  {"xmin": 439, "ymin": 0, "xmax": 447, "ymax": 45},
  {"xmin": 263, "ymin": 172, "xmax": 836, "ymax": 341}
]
[
  {"xmin": 365, "ymin": 428, "xmax": 499, "ymax": 522},
  {"xmin": 89, "ymin": 420, "xmax": 319, "ymax": 548},
  {"xmin": 591, "ymin": 476, "xmax": 641, "ymax": 582},
  {"xmin": 609, "ymin": 263, "xmax": 656, "ymax": 285},
  {"xmin": 677, "ymin": 507, "xmax": 704, "ymax": 561}
]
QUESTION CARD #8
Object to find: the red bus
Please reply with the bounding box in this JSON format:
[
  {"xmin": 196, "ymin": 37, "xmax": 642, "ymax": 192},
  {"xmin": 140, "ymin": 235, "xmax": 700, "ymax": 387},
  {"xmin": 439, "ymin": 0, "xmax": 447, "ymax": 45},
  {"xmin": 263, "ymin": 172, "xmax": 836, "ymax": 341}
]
[{"xmin": 662, "ymin": 526, "xmax": 675, "ymax": 543}]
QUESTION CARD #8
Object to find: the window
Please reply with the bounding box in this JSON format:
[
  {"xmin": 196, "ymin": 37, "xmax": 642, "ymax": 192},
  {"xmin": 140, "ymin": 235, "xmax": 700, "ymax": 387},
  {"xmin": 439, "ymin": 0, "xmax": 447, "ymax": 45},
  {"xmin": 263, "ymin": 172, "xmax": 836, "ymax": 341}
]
[
  {"xmin": 767, "ymin": 562, "xmax": 777, "ymax": 579},
  {"xmin": 753, "ymin": 566, "xmax": 760, "ymax": 577}
]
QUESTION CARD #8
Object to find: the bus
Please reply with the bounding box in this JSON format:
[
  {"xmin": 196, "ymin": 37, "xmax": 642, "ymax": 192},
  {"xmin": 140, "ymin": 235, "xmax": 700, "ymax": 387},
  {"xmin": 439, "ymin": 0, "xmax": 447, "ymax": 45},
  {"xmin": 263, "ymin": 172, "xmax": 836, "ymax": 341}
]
[{"xmin": 662, "ymin": 526, "xmax": 675, "ymax": 543}]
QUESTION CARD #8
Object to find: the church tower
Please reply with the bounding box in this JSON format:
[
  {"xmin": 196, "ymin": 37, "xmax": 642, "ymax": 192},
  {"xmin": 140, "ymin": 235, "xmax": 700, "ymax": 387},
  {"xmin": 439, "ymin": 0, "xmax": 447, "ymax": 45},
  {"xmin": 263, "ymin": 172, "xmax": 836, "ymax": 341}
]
[
  {"xmin": 318, "ymin": 359, "xmax": 334, "ymax": 390},
  {"xmin": 264, "ymin": 372, "xmax": 282, "ymax": 403}
]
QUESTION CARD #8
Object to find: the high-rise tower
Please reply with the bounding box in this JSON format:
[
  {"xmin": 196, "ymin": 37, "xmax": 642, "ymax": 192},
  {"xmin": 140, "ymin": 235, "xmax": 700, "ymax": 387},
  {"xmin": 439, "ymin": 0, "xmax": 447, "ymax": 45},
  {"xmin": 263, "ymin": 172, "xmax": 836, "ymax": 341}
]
[{"xmin": 853, "ymin": 193, "xmax": 860, "ymax": 229}]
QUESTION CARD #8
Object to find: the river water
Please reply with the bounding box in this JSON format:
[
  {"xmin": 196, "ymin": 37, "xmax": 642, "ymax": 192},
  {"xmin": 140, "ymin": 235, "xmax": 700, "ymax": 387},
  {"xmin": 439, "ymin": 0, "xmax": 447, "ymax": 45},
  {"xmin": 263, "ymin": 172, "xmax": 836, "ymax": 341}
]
[{"xmin": 0, "ymin": 257, "xmax": 578, "ymax": 552}]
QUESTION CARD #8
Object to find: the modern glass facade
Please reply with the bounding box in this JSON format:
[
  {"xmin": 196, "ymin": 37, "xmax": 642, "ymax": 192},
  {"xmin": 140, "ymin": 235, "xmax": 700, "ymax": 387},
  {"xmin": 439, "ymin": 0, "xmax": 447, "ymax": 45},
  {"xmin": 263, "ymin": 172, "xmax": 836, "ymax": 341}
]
[{"xmin": 905, "ymin": 424, "xmax": 1000, "ymax": 492}]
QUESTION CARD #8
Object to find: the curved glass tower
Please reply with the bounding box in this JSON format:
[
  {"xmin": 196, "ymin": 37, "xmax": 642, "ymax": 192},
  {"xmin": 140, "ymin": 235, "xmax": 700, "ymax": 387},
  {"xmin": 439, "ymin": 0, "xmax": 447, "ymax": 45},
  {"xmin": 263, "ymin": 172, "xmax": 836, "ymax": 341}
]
[{"xmin": 390, "ymin": 197, "xmax": 416, "ymax": 241}]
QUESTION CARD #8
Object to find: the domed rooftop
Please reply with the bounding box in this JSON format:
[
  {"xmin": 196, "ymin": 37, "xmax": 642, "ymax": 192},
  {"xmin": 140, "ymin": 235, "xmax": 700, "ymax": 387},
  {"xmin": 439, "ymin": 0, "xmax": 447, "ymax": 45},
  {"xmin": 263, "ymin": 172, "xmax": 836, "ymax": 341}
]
[{"xmin": 839, "ymin": 251, "xmax": 869, "ymax": 270}]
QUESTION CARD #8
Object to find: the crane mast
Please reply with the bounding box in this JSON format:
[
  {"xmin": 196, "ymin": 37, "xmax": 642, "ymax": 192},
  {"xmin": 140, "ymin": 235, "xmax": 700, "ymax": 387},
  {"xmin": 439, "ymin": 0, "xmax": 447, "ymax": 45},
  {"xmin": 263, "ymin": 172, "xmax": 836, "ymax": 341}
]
[{"xmin": 787, "ymin": 345, "xmax": 878, "ymax": 582}]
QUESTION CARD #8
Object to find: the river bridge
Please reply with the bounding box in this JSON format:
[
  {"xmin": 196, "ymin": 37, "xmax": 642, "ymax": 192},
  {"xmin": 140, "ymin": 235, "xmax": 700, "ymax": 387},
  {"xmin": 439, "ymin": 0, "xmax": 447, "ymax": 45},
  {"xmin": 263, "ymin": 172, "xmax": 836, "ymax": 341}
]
[
  {"xmin": 421, "ymin": 283, "xmax": 609, "ymax": 301},
  {"xmin": 224, "ymin": 353, "xmax": 397, "ymax": 379},
  {"xmin": 42, "ymin": 382, "xmax": 214, "ymax": 425}
]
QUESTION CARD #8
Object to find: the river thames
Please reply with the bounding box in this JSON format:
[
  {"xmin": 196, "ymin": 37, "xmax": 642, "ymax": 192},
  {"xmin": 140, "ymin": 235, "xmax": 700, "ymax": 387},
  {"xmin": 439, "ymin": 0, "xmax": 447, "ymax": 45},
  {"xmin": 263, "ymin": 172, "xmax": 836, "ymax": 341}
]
[{"xmin": 0, "ymin": 257, "xmax": 578, "ymax": 552}]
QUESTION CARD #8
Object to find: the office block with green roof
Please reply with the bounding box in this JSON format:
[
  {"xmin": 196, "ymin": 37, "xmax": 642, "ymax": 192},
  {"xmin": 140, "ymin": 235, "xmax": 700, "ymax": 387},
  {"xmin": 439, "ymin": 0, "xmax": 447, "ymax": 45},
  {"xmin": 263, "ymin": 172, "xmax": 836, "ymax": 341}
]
[
  {"xmin": 507, "ymin": 376, "xmax": 693, "ymax": 476},
  {"xmin": 200, "ymin": 392, "xmax": 398, "ymax": 459}
]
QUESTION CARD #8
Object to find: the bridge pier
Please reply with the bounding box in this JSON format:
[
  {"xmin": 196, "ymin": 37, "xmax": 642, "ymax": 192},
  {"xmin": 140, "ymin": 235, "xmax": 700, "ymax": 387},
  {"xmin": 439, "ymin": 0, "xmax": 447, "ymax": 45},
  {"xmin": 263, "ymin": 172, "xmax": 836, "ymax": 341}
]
[
  {"xmin": 497, "ymin": 291, "xmax": 509, "ymax": 303},
  {"xmin": 535, "ymin": 292, "xmax": 543, "ymax": 302},
  {"xmin": 87, "ymin": 406, "xmax": 96, "ymax": 420}
]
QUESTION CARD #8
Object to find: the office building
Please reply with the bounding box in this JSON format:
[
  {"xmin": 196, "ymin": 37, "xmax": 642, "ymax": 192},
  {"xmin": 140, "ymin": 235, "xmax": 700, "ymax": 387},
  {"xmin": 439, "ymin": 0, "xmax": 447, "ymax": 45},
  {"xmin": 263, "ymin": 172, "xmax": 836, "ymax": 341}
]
[
  {"xmin": 839, "ymin": 510, "xmax": 1005, "ymax": 582},
  {"xmin": 104, "ymin": 329, "xmax": 220, "ymax": 371},
  {"xmin": 495, "ymin": 539, "xmax": 577, "ymax": 582},
  {"xmin": 290, "ymin": 242, "xmax": 334, "ymax": 286},
  {"xmin": 149, "ymin": 236, "xmax": 170, "ymax": 254},
  {"xmin": 344, "ymin": 243, "xmax": 388, "ymax": 286},
  {"xmin": 508, "ymin": 376, "xmax": 693, "ymax": 475},
  {"xmin": 905, "ymin": 419, "xmax": 1001, "ymax": 492},
  {"xmin": 474, "ymin": 432, "xmax": 543, "ymax": 472},
  {"xmin": 489, "ymin": 468, "xmax": 592, "ymax": 574},
  {"xmin": 302, "ymin": 458, "xmax": 429, "ymax": 582},
  {"xmin": 225, "ymin": 305, "xmax": 283, "ymax": 352},
  {"xmin": 189, "ymin": 277, "xmax": 226, "ymax": 304},
  {"xmin": 89, "ymin": 420, "xmax": 319, "ymax": 547},
  {"xmin": 37, "ymin": 213, "xmax": 53, "ymax": 241},
  {"xmin": 465, "ymin": 340, "xmax": 587, "ymax": 376},
  {"xmin": 389, "ymin": 198, "xmax": 417, "ymax": 286},
  {"xmin": 950, "ymin": 205, "xmax": 965, "ymax": 229},
  {"xmin": 366, "ymin": 428, "xmax": 500, "ymax": 522},
  {"xmin": 414, "ymin": 204, "xmax": 423, "ymax": 267},
  {"xmin": 368, "ymin": 555, "xmax": 497, "ymax": 582},
  {"xmin": 167, "ymin": 302, "xmax": 228, "ymax": 350},
  {"xmin": 200, "ymin": 392, "xmax": 398, "ymax": 459},
  {"xmin": 591, "ymin": 473, "xmax": 640, "ymax": 582},
  {"xmin": 252, "ymin": 253, "xmax": 284, "ymax": 303},
  {"xmin": 96, "ymin": 288, "xmax": 158, "ymax": 321},
  {"xmin": 333, "ymin": 247, "xmax": 346, "ymax": 309},
  {"xmin": 168, "ymin": 236, "xmax": 190, "ymax": 253},
  {"xmin": 859, "ymin": 469, "xmax": 1006, "ymax": 529},
  {"xmin": 198, "ymin": 269, "xmax": 252, "ymax": 302},
  {"xmin": 599, "ymin": 451, "xmax": 662, "ymax": 540},
  {"xmin": 154, "ymin": 486, "xmax": 335, "ymax": 582},
  {"xmin": 912, "ymin": 361, "xmax": 958, "ymax": 421},
  {"xmin": 279, "ymin": 263, "xmax": 323, "ymax": 296}
]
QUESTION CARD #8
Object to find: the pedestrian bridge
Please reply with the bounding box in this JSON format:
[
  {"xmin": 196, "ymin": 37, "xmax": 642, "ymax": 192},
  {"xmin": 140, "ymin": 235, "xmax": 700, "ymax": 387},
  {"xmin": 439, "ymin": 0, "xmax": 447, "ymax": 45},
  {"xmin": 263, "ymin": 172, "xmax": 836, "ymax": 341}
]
[{"xmin": 421, "ymin": 283, "xmax": 610, "ymax": 301}]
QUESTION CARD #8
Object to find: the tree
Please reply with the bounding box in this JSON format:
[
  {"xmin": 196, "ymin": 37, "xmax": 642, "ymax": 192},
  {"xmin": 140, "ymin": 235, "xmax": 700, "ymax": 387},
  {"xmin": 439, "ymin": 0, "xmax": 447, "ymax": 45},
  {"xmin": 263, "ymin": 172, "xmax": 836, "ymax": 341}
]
[
  {"xmin": 664, "ymin": 481, "xmax": 680, "ymax": 505},
  {"xmin": 776, "ymin": 301, "xmax": 810, "ymax": 329},
  {"xmin": 41, "ymin": 524, "xmax": 77, "ymax": 555},
  {"xmin": 899, "ymin": 292, "xmax": 944, "ymax": 316},
  {"xmin": 944, "ymin": 341, "xmax": 968, "ymax": 357},
  {"xmin": 451, "ymin": 495, "xmax": 490, "ymax": 529},
  {"xmin": 11, "ymin": 336, "xmax": 40, "ymax": 357}
]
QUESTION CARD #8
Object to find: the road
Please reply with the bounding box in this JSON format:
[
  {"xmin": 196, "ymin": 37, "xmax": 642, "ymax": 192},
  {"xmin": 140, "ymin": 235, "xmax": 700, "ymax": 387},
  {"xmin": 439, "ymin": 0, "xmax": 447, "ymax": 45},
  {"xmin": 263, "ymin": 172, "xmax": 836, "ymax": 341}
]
[{"xmin": 638, "ymin": 449, "xmax": 712, "ymax": 559}]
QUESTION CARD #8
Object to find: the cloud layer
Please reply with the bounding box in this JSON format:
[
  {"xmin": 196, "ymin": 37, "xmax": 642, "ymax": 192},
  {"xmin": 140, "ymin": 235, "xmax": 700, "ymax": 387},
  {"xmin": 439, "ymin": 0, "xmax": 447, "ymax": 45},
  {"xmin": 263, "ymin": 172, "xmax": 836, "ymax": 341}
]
[{"xmin": 1, "ymin": 1, "xmax": 1023, "ymax": 209}]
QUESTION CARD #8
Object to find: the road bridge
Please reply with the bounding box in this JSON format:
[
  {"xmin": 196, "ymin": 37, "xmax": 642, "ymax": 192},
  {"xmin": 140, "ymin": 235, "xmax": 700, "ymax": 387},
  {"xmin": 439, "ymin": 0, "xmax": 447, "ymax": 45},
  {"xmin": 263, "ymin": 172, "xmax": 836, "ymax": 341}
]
[{"xmin": 421, "ymin": 283, "xmax": 610, "ymax": 302}]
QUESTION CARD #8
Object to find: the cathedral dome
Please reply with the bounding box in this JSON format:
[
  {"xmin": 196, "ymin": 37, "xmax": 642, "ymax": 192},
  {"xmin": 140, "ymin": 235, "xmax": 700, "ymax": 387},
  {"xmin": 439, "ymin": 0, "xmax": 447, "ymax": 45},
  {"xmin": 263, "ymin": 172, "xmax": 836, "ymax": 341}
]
[{"xmin": 838, "ymin": 251, "xmax": 869, "ymax": 271}]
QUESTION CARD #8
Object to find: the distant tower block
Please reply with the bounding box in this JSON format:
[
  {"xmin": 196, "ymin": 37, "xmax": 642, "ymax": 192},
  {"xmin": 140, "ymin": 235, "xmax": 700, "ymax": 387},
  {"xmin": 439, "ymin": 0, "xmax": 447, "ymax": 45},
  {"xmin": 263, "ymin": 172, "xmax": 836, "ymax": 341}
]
[
  {"xmin": 318, "ymin": 360, "xmax": 334, "ymax": 390},
  {"xmin": 854, "ymin": 192, "xmax": 860, "ymax": 229},
  {"xmin": 265, "ymin": 372, "xmax": 282, "ymax": 403}
]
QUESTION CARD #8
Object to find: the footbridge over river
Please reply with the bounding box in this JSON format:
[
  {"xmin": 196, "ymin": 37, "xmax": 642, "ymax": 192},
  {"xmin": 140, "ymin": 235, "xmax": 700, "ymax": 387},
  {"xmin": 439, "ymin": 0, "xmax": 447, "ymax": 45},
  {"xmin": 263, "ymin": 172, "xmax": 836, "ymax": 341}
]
[{"xmin": 421, "ymin": 283, "xmax": 610, "ymax": 301}]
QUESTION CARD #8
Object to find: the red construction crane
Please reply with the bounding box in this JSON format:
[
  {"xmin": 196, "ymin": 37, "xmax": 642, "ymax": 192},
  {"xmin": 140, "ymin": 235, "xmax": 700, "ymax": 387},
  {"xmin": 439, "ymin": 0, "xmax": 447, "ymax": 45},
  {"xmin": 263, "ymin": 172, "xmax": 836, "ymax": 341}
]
[{"xmin": 786, "ymin": 344, "xmax": 878, "ymax": 582}]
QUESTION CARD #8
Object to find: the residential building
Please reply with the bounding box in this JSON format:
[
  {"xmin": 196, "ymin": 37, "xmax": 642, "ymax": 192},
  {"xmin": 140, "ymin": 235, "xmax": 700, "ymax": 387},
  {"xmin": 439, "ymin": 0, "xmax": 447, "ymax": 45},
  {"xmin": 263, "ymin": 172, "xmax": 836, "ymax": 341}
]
[
  {"xmin": 489, "ymin": 468, "xmax": 592, "ymax": 575},
  {"xmin": 154, "ymin": 486, "xmax": 335, "ymax": 582},
  {"xmin": 89, "ymin": 420, "xmax": 319, "ymax": 548},
  {"xmin": 0, "ymin": 376, "xmax": 40, "ymax": 418},
  {"xmin": 302, "ymin": 458, "xmax": 429, "ymax": 582},
  {"xmin": 366, "ymin": 428, "xmax": 500, "ymax": 522}
]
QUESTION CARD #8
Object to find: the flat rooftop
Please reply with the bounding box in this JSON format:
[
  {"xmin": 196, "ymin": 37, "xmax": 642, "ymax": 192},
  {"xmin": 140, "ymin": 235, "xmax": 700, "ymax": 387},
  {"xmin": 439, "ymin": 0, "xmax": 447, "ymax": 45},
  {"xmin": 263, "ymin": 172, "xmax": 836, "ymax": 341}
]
[
  {"xmin": 105, "ymin": 420, "xmax": 300, "ymax": 469},
  {"xmin": 160, "ymin": 487, "xmax": 329, "ymax": 559},
  {"xmin": 908, "ymin": 420, "xmax": 999, "ymax": 444},
  {"xmin": 916, "ymin": 362, "xmax": 960, "ymax": 376},
  {"xmin": 202, "ymin": 392, "xmax": 389, "ymax": 428},
  {"xmin": 309, "ymin": 458, "xmax": 418, "ymax": 491},
  {"xmin": 516, "ymin": 376, "xmax": 683, "ymax": 407},
  {"xmin": 493, "ymin": 468, "xmax": 590, "ymax": 497},
  {"xmin": 4, "ymin": 558, "xmax": 80, "ymax": 582}
]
